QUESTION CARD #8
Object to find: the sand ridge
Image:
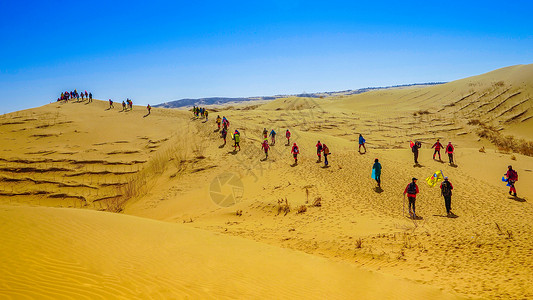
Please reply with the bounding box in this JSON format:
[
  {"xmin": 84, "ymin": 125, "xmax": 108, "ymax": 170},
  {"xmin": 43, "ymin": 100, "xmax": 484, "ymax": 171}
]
[{"xmin": 1, "ymin": 64, "xmax": 533, "ymax": 298}]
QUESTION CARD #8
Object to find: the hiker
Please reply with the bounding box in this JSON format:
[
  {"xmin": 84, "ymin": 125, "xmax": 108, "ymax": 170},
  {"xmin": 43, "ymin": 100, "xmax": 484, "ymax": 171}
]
[
  {"xmin": 261, "ymin": 140, "xmax": 270, "ymax": 159},
  {"xmin": 445, "ymin": 142, "xmax": 454, "ymax": 164},
  {"xmin": 323, "ymin": 144, "xmax": 330, "ymax": 166},
  {"xmin": 411, "ymin": 141, "xmax": 421, "ymax": 164},
  {"xmin": 205, "ymin": 110, "xmax": 208, "ymax": 121},
  {"xmin": 440, "ymin": 176, "xmax": 454, "ymax": 216},
  {"xmin": 216, "ymin": 115, "xmax": 222, "ymax": 129},
  {"xmin": 358, "ymin": 134, "xmax": 366, "ymax": 153},
  {"xmin": 85, "ymin": 91, "xmax": 88, "ymax": 99},
  {"xmin": 432, "ymin": 139, "xmax": 444, "ymax": 160},
  {"xmin": 89, "ymin": 92, "xmax": 92, "ymax": 103},
  {"xmin": 403, "ymin": 177, "xmax": 419, "ymax": 218},
  {"xmin": 286, "ymin": 129, "xmax": 291, "ymax": 144},
  {"xmin": 505, "ymin": 165, "xmax": 518, "ymax": 196},
  {"xmin": 147, "ymin": 104, "xmax": 151, "ymax": 115},
  {"xmin": 222, "ymin": 117, "xmax": 229, "ymax": 130},
  {"xmin": 221, "ymin": 127, "xmax": 228, "ymax": 145},
  {"xmin": 263, "ymin": 128, "xmax": 268, "ymax": 139},
  {"xmin": 109, "ymin": 99, "xmax": 114, "ymax": 109},
  {"xmin": 80, "ymin": 92, "xmax": 84, "ymax": 101},
  {"xmin": 372, "ymin": 158, "xmax": 382, "ymax": 188},
  {"xmin": 291, "ymin": 143, "xmax": 299, "ymax": 164},
  {"xmin": 269, "ymin": 129, "xmax": 276, "ymax": 145},
  {"xmin": 233, "ymin": 130, "xmax": 241, "ymax": 151},
  {"xmin": 316, "ymin": 141, "xmax": 323, "ymax": 162},
  {"xmin": 129, "ymin": 99, "xmax": 133, "ymax": 110}
]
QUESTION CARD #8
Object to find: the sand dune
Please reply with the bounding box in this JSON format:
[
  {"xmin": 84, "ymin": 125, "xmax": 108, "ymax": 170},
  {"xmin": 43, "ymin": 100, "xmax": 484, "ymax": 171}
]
[
  {"xmin": 1, "ymin": 64, "xmax": 533, "ymax": 299},
  {"xmin": 0, "ymin": 205, "xmax": 458, "ymax": 299}
]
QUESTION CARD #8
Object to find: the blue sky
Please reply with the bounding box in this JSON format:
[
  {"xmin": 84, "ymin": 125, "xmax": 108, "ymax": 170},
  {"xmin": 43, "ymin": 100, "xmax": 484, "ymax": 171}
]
[{"xmin": 1, "ymin": 1, "xmax": 532, "ymax": 113}]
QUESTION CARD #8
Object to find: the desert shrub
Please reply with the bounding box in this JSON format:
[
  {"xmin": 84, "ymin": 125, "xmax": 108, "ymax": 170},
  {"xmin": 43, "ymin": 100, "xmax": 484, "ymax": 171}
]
[
  {"xmin": 312, "ymin": 197, "xmax": 322, "ymax": 207},
  {"xmin": 296, "ymin": 205, "xmax": 307, "ymax": 214},
  {"xmin": 277, "ymin": 198, "xmax": 290, "ymax": 216}
]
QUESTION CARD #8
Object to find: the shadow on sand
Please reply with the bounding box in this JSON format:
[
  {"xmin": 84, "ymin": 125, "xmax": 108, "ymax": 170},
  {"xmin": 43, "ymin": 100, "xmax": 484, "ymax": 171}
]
[
  {"xmin": 374, "ymin": 187, "xmax": 383, "ymax": 193},
  {"xmin": 413, "ymin": 163, "xmax": 424, "ymax": 168},
  {"xmin": 509, "ymin": 196, "xmax": 527, "ymax": 202}
]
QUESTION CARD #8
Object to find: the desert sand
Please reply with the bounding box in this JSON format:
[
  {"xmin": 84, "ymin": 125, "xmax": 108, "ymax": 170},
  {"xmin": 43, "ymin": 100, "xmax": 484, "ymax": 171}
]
[{"xmin": 1, "ymin": 64, "xmax": 533, "ymax": 299}]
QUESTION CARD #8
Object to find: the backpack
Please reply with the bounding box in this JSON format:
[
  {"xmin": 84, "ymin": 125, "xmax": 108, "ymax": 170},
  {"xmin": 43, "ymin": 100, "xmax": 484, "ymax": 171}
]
[
  {"xmin": 441, "ymin": 181, "xmax": 452, "ymax": 196},
  {"xmin": 293, "ymin": 146, "xmax": 299, "ymax": 154},
  {"xmin": 509, "ymin": 170, "xmax": 518, "ymax": 181},
  {"xmin": 407, "ymin": 182, "xmax": 417, "ymax": 194},
  {"xmin": 447, "ymin": 145, "xmax": 453, "ymax": 153}
]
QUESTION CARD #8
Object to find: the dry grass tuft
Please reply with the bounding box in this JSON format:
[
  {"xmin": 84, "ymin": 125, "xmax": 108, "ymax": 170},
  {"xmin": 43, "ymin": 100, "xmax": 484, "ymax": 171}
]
[
  {"xmin": 236, "ymin": 209, "xmax": 242, "ymax": 216},
  {"xmin": 479, "ymin": 146, "xmax": 486, "ymax": 153},
  {"xmin": 312, "ymin": 197, "xmax": 322, "ymax": 207},
  {"xmin": 510, "ymin": 154, "xmax": 516, "ymax": 160},
  {"xmin": 355, "ymin": 238, "xmax": 363, "ymax": 249},
  {"xmin": 296, "ymin": 205, "xmax": 307, "ymax": 214},
  {"xmin": 473, "ymin": 121, "xmax": 533, "ymax": 156},
  {"xmin": 277, "ymin": 198, "xmax": 291, "ymax": 216}
]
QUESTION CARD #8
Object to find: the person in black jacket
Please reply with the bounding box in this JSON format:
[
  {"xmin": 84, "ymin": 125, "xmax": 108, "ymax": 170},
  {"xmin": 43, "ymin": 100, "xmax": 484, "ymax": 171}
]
[
  {"xmin": 412, "ymin": 141, "xmax": 421, "ymax": 164},
  {"xmin": 440, "ymin": 177, "xmax": 454, "ymax": 216}
]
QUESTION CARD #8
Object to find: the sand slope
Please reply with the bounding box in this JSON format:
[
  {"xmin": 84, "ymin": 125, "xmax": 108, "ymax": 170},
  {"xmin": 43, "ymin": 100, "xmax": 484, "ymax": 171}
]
[
  {"xmin": 0, "ymin": 205, "xmax": 458, "ymax": 299},
  {"xmin": 1, "ymin": 64, "xmax": 533, "ymax": 299}
]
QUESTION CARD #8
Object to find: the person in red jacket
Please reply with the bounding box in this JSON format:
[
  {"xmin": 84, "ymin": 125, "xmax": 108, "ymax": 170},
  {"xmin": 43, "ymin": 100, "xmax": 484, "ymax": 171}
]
[
  {"xmin": 445, "ymin": 142, "xmax": 455, "ymax": 164},
  {"xmin": 286, "ymin": 129, "xmax": 291, "ymax": 145},
  {"xmin": 403, "ymin": 178, "xmax": 419, "ymax": 218},
  {"xmin": 291, "ymin": 143, "xmax": 299, "ymax": 164},
  {"xmin": 505, "ymin": 165, "xmax": 518, "ymax": 196},
  {"xmin": 316, "ymin": 141, "xmax": 323, "ymax": 162},
  {"xmin": 432, "ymin": 139, "xmax": 444, "ymax": 160},
  {"xmin": 261, "ymin": 140, "xmax": 270, "ymax": 159}
]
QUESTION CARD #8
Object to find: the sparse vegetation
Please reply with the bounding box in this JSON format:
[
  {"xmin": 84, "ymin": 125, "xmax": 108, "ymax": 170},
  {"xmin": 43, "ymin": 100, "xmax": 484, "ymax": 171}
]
[
  {"xmin": 472, "ymin": 120, "xmax": 533, "ymax": 156},
  {"xmin": 277, "ymin": 198, "xmax": 290, "ymax": 216},
  {"xmin": 296, "ymin": 205, "xmax": 307, "ymax": 214},
  {"xmin": 355, "ymin": 238, "xmax": 363, "ymax": 249},
  {"xmin": 312, "ymin": 197, "xmax": 322, "ymax": 207}
]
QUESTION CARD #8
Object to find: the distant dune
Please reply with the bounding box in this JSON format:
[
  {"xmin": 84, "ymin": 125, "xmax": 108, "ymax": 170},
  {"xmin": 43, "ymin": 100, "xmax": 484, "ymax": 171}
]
[{"xmin": 1, "ymin": 64, "xmax": 532, "ymax": 299}]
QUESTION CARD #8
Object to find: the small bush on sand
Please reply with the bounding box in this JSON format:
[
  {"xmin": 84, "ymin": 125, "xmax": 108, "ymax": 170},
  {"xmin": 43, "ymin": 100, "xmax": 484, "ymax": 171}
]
[
  {"xmin": 312, "ymin": 197, "xmax": 322, "ymax": 207},
  {"xmin": 277, "ymin": 198, "xmax": 290, "ymax": 216},
  {"xmin": 236, "ymin": 210, "xmax": 242, "ymax": 216},
  {"xmin": 297, "ymin": 205, "xmax": 307, "ymax": 214},
  {"xmin": 355, "ymin": 238, "xmax": 363, "ymax": 249}
]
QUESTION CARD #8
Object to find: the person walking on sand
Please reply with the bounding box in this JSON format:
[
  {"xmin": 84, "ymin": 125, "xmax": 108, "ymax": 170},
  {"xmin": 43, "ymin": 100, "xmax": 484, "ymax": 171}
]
[
  {"xmin": 440, "ymin": 176, "xmax": 454, "ymax": 216},
  {"xmin": 222, "ymin": 117, "xmax": 229, "ymax": 130},
  {"xmin": 403, "ymin": 178, "xmax": 419, "ymax": 218},
  {"xmin": 205, "ymin": 110, "xmax": 209, "ymax": 121},
  {"xmin": 316, "ymin": 141, "xmax": 323, "ymax": 162},
  {"xmin": 291, "ymin": 143, "xmax": 299, "ymax": 164},
  {"xmin": 432, "ymin": 139, "xmax": 444, "ymax": 161},
  {"xmin": 358, "ymin": 134, "xmax": 367, "ymax": 153},
  {"xmin": 411, "ymin": 141, "xmax": 421, "ymax": 165},
  {"xmin": 122, "ymin": 101, "xmax": 126, "ymax": 111},
  {"xmin": 221, "ymin": 127, "xmax": 228, "ymax": 145},
  {"xmin": 322, "ymin": 144, "xmax": 330, "ymax": 166},
  {"xmin": 147, "ymin": 104, "xmax": 151, "ymax": 115},
  {"xmin": 269, "ymin": 129, "xmax": 276, "ymax": 145},
  {"xmin": 445, "ymin": 142, "xmax": 455, "ymax": 164},
  {"xmin": 263, "ymin": 128, "xmax": 268, "ymax": 139},
  {"xmin": 216, "ymin": 115, "xmax": 222, "ymax": 129},
  {"xmin": 109, "ymin": 99, "xmax": 114, "ymax": 109},
  {"xmin": 286, "ymin": 129, "xmax": 291, "ymax": 145},
  {"xmin": 88, "ymin": 92, "xmax": 92, "ymax": 103},
  {"xmin": 233, "ymin": 130, "xmax": 241, "ymax": 151},
  {"xmin": 261, "ymin": 139, "xmax": 270, "ymax": 159},
  {"xmin": 372, "ymin": 158, "xmax": 382, "ymax": 188},
  {"xmin": 505, "ymin": 165, "xmax": 518, "ymax": 196}
]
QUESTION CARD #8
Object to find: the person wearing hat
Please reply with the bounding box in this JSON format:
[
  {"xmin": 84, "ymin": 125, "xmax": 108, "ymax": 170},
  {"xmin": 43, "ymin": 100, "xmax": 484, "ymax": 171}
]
[
  {"xmin": 291, "ymin": 142, "xmax": 299, "ymax": 164},
  {"xmin": 505, "ymin": 165, "xmax": 518, "ymax": 196},
  {"xmin": 403, "ymin": 177, "xmax": 419, "ymax": 218},
  {"xmin": 432, "ymin": 139, "xmax": 444, "ymax": 161},
  {"xmin": 372, "ymin": 158, "xmax": 382, "ymax": 188},
  {"xmin": 440, "ymin": 176, "xmax": 454, "ymax": 216},
  {"xmin": 411, "ymin": 141, "xmax": 421, "ymax": 165},
  {"xmin": 445, "ymin": 142, "xmax": 455, "ymax": 164}
]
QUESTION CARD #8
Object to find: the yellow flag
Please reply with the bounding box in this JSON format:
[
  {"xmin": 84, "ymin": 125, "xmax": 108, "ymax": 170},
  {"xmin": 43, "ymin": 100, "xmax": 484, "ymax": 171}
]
[{"xmin": 426, "ymin": 170, "xmax": 444, "ymax": 187}]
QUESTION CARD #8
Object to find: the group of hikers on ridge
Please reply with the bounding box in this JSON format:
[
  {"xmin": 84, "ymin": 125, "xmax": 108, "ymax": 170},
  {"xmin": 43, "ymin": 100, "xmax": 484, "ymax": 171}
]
[
  {"xmin": 193, "ymin": 106, "xmax": 208, "ymax": 121},
  {"xmin": 58, "ymin": 90, "xmax": 92, "ymax": 103},
  {"xmin": 411, "ymin": 139, "xmax": 455, "ymax": 165}
]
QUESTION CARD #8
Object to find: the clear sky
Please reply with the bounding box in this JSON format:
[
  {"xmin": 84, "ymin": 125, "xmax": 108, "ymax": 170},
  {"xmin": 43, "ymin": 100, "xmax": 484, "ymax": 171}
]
[{"xmin": 1, "ymin": 1, "xmax": 532, "ymax": 113}]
